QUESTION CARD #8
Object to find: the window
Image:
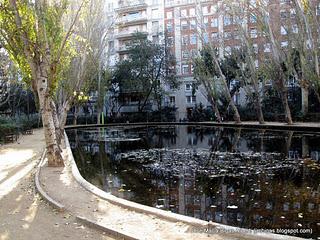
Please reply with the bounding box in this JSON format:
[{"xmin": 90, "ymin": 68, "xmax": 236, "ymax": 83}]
[
  {"xmin": 316, "ymin": 4, "xmax": 320, "ymax": 16},
  {"xmin": 255, "ymin": 59, "xmax": 259, "ymax": 68},
  {"xmin": 185, "ymin": 83, "xmax": 192, "ymax": 91},
  {"xmin": 152, "ymin": 35, "xmax": 159, "ymax": 43},
  {"xmin": 211, "ymin": 5, "xmax": 217, "ymax": 13},
  {"xmin": 224, "ymin": 46, "xmax": 232, "ymax": 55},
  {"xmin": 152, "ymin": 0, "xmax": 159, "ymax": 4},
  {"xmin": 181, "ymin": 20, "xmax": 189, "ymax": 30},
  {"xmin": 249, "ymin": 0, "xmax": 256, "ymax": 7},
  {"xmin": 167, "ymin": 11, "xmax": 173, "ymax": 19},
  {"xmin": 182, "ymin": 35, "xmax": 189, "ymax": 45},
  {"xmin": 280, "ymin": 10, "xmax": 289, "ymax": 19},
  {"xmin": 166, "ymin": 21, "xmax": 173, "ymax": 32},
  {"xmin": 234, "ymin": 16, "xmax": 242, "ymax": 25},
  {"xmin": 169, "ymin": 96, "xmax": 175, "ymax": 104},
  {"xmin": 250, "ymin": 28, "xmax": 257, "ymax": 38},
  {"xmin": 211, "ymin": 32, "xmax": 219, "ymax": 40},
  {"xmin": 203, "ymin": 17, "xmax": 209, "ymax": 28},
  {"xmin": 183, "ymin": 65, "xmax": 190, "ymax": 74},
  {"xmin": 181, "ymin": 9, "xmax": 187, "ymax": 17},
  {"xmin": 202, "ymin": 6, "xmax": 209, "ymax": 14},
  {"xmin": 190, "ymin": 34, "xmax": 197, "ymax": 44},
  {"xmin": 190, "ymin": 49, "xmax": 198, "ymax": 57},
  {"xmin": 182, "ymin": 50, "xmax": 189, "ymax": 59},
  {"xmin": 280, "ymin": 0, "xmax": 291, "ymax": 5},
  {"xmin": 250, "ymin": 14, "xmax": 257, "ymax": 23},
  {"xmin": 152, "ymin": 21, "xmax": 159, "ymax": 32},
  {"xmin": 224, "ymin": 31, "xmax": 232, "ymax": 40},
  {"xmin": 292, "ymin": 24, "xmax": 298, "ymax": 34},
  {"xmin": 281, "ymin": 26, "xmax": 287, "ymax": 35},
  {"xmin": 234, "ymin": 30, "xmax": 240, "ymax": 39},
  {"xmin": 211, "ymin": 18, "xmax": 218, "ymax": 28},
  {"xmin": 290, "ymin": 8, "xmax": 296, "ymax": 18},
  {"xmin": 190, "ymin": 19, "xmax": 196, "ymax": 29},
  {"xmin": 281, "ymin": 41, "xmax": 288, "ymax": 48},
  {"xmin": 152, "ymin": 8, "xmax": 159, "ymax": 18},
  {"xmin": 186, "ymin": 96, "xmax": 196, "ymax": 103},
  {"xmin": 190, "ymin": 8, "xmax": 195, "ymax": 16},
  {"xmin": 203, "ymin": 33, "xmax": 209, "ymax": 43},
  {"xmin": 167, "ymin": 36, "xmax": 174, "ymax": 46},
  {"xmin": 224, "ymin": 15, "xmax": 232, "ymax": 26},
  {"xmin": 264, "ymin": 43, "xmax": 271, "ymax": 52}
]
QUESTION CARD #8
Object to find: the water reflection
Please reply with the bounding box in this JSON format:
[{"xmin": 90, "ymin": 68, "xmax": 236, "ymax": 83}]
[{"xmin": 67, "ymin": 126, "xmax": 320, "ymax": 238}]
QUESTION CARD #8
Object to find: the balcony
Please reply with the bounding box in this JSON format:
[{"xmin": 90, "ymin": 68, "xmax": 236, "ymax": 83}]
[
  {"xmin": 116, "ymin": 14, "xmax": 147, "ymax": 26},
  {"xmin": 115, "ymin": 30, "xmax": 148, "ymax": 39},
  {"xmin": 116, "ymin": 0, "xmax": 147, "ymax": 13},
  {"xmin": 117, "ymin": 45, "xmax": 130, "ymax": 53}
]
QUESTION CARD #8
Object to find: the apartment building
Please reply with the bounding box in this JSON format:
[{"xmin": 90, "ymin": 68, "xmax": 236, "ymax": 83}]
[{"xmin": 106, "ymin": 0, "xmax": 320, "ymax": 119}]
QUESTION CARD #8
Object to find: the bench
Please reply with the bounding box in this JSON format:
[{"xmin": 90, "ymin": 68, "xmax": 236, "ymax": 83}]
[
  {"xmin": 4, "ymin": 134, "xmax": 18, "ymax": 143},
  {"xmin": 23, "ymin": 129, "xmax": 33, "ymax": 135}
]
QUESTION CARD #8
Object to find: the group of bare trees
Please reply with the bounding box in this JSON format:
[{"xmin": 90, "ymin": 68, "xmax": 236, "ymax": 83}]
[{"xmin": 192, "ymin": 0, "xmax": 320, "ymax": 124}]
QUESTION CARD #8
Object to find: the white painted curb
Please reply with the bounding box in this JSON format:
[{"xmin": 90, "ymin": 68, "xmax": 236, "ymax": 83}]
[{"xmin": 34, "ymin": 149, "xmax": 65, "ymax": 211}]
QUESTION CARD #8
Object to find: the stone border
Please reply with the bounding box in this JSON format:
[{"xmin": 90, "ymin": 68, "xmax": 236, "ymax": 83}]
[
  {"xmin": 76, "ymin": 216, "xmax": 139, "ymax": 240},
  {"xmin": 65, "ymin": 121, "xmax": 320, "ymax": 132},
  {"xmin": 34, "ymin": 149, "xmax": 66, "ymax": 211},
  {"xmin": 35, "ymin": 147, "xmax": 140, "ymax": 239},
  {"xmin": 64, "ymin": 131, "xmax": 304, "ymax": 240}
]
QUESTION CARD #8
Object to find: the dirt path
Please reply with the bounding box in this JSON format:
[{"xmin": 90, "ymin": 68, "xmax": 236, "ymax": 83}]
[{"xmin": 0, "ymin": 129, "xmax": 113, "ymax": 240}]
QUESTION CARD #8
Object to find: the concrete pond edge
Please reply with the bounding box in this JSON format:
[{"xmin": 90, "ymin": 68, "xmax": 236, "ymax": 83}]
[
  {"xmin": 35, "ymin": 146, "xmax": 140, "ymax": 239},
  {"xmin": 63, "ymin": 129, "xmax": 304, "ymax": 240},
  {"xmin": 34, "ymin": 149, "xmax": 66, "ymax": 211}
]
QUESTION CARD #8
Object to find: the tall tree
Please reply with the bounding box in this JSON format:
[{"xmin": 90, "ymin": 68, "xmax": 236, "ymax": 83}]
[
  {"xmin": 113, "ymin": 33, "xmax": 178, "ymax": 113},
  {"xmin": 0, "ymin": 0, "xmax": 85, "ymax": 166}
]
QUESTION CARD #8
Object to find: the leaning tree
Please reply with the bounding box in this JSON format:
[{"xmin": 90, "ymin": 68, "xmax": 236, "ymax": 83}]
[{"xmin": 0, "ymin": 0, "xmax": 86, "ymax": 166}]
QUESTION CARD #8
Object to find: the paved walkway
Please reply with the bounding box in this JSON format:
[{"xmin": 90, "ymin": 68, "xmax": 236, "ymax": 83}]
[{"xmin": 0, "ymin": 129, "xmax": 113, "ymax": 240}]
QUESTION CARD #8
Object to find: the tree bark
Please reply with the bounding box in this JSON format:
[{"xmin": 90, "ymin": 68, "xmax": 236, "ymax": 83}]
[
  {"xmin": 254, "ymin": 96, "xmax": 265, "ymax": 124},
  {"xmin": 301, "ymin": 86, "xmax": 309, "ymax": 116},
  {"xmin": 281, "ymin": 90, "xmax": 293, "ymax": 125},
  {"xmin": 73, "ymin": 105, "xmax": 79, "ymax": 125},
  {"xmin": 38, "ymin": 92, "xmax": 64, "ymax": 166}
]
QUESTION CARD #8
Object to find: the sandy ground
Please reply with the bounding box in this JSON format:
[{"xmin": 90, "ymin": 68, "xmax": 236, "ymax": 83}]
[{"xmin": 0, "ymin": 129, "xmax": 113, "ymax": 240}]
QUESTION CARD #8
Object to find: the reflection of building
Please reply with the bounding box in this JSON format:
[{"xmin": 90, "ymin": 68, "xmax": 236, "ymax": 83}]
[{"xmin": 68, "ymin": 127, "xmax": 320, "ymax": 238}]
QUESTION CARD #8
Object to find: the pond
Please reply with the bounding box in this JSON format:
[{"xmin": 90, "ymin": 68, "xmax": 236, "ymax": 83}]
[{"xmin": 66, "ymin": 125, "xmax": 320, "ymax": 239}]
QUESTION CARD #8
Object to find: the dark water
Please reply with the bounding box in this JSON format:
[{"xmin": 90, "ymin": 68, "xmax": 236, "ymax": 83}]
[{"xmin": 67, "ymin": 125, "xmax": 320, "ymax": 239}]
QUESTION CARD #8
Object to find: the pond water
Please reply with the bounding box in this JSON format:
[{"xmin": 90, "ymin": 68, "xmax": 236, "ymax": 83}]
[{"xmin": 67, "ymin": 125, "xmax": 320, "ymax": 239}]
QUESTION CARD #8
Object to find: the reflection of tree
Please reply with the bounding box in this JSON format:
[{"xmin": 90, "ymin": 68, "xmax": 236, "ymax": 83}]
[
  {"xmin": 67, "ymin": 127, "xmax": 320, "ymax": 239},
  {"xmin": 285, "ymin": 131, "xmax": 294, "ymax": 156},
  {"xmin": 231, "ymin": 128, "xmax": 242, "ymax": 152}
]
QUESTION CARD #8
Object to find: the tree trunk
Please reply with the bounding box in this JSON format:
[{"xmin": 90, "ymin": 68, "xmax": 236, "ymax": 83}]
[
  {"xmin": 301, "ymin": 86, "xmax": 309, "ymax": 116},
  {"xmin": 252, "ymin": 82, "xmax": 265, "ymax": 124},
  {"xmin": 254, "ymin": 97, "xmax": 265, "ymax": 124},
  {"xmin": 36, "ymin": 69, "xmax": 64, "ymax": 167},
  {"xmin": 73, "ymin": 105, "xmax": 79, "ymax": 125},
  {"xmin": 209, "ymin": 96, "xmax": 222, "ymax": 122},
  {"xmin": 281, "ymin": 90, "xmax": 293, "ymax": 125},
  {"xmin": 228, "ymin": 95, "xmax": 241, "ymax": 123},
  {"xmin": 39, "ymin": 95, "xmax": 64, "ymax": 166},
  {"xmin": 51, "ymin": 100, "xmax": 62, "ymax": 146}
]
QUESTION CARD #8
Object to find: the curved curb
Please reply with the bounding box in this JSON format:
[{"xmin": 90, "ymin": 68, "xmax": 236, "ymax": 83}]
[
  {"xmin": 34, "ymin": 149, "xmax": 65, "ymax": 212},
  {"xmin": 76, "ymin": 216, "xmax": 139, "ymax": 240},
  {"xmin": 64, "ymin": 131, "xmax": 209, "ymax": 228},
  {"xmin": 64, "ymin": 131, "xmax": 304, "ymax": 240}
]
